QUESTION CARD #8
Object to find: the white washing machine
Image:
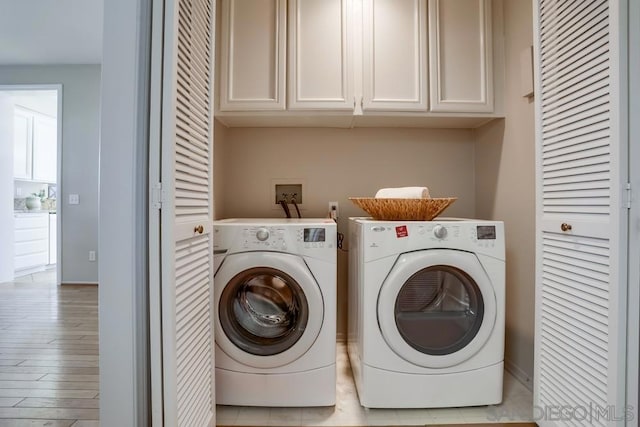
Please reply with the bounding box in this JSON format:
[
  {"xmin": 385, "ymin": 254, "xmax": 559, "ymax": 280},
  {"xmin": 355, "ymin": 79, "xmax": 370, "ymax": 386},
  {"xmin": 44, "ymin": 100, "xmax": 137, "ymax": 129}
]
[
  {"xmin": 348, "ymin": 217, "xmax": 505, "ymax": 408},
  {"xmin": 213, "ymin": 218, "xmax": 337, "ymax": 407}
]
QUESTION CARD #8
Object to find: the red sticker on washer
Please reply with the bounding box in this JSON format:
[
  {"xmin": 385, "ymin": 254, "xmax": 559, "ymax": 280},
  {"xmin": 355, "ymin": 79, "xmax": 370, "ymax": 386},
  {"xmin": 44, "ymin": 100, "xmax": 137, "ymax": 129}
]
[{"xmin": 395, "ymin": 225, "xmax": 408, "ymax": 238}]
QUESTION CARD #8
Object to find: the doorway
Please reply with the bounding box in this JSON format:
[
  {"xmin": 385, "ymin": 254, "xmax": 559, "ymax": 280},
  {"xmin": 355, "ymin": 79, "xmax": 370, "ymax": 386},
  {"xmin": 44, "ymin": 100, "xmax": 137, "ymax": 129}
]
[{"xmin": 0, "ymin": 86, "xmax": 61, "ymax": 286}]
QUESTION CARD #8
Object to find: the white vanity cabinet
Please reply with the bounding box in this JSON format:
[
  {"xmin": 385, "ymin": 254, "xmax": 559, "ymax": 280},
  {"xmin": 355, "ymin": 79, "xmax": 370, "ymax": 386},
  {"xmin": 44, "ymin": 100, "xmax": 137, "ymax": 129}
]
[
  {"xmin": 428, "ymin": 0, "xmax": 493, "ymax": 113},
  {"xmin": 14, "ymin": 212, "xmax": 49, "ymax": 273},
  {"xmin": 288, "ymin": 0, "xmax": 353, "ymax": 110},
  {"xmin": 219, "ymin": 0, "xmax": 287, "ymax": 111},
  {"xmin": 361, "ymin": 0, "xmax": 428, "ymax": 112}
]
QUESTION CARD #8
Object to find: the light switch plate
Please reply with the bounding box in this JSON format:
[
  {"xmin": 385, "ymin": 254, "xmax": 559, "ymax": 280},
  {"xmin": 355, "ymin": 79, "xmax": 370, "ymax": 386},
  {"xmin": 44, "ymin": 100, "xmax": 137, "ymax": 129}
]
[{"xmin": 69, "ymin": 194, "xmax": 80, "ymax": 205}]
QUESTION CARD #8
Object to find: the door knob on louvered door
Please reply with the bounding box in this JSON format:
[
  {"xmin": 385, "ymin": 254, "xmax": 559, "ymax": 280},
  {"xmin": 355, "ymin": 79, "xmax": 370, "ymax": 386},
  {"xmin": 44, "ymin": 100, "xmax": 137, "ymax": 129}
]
[
  {"xmin": 560, "ymin": 223, "xmax": 572, "ymax": 232},
  {"xmin": 194, "ymin": 225, "xmax": 204, "ymax": 234}
]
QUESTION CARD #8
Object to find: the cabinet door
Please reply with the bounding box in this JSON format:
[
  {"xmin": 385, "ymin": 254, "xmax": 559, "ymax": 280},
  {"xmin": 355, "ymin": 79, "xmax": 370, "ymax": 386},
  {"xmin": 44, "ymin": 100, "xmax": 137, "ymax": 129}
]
[
  {"xmin": 428, "ymin": 0, "xmax": 493, "ymax": 112},
  {"xmin": 362, "ymin": 0, "xmax": 427, "ymax": 111},
  {"xmin": 13, "ymin": 109, "xmax": 32, "ymax": 180},
  {"xmin": 32, "ymin": 114, "xmax": 57, "ymax": 183},
  {"xmin": 14, "ymin": 214, "xmax": 49, "ymax": 272},
  {"xmin": 288, "ymin": 0, "xmax": 352, "ymax": 110},
  {"xmin": 219, "ymin": 0, "xmax": 286, "ymax": 111},
  {"xmin": 49, "ymin": 214, "xmax": 57, "ymax": 265}
]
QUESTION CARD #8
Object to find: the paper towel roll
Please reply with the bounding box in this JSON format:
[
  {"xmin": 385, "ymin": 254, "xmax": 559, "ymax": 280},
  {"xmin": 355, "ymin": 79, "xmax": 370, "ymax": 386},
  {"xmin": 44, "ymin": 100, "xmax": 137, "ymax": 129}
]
[{"xmin": 375, "ymin": 186, "xmax": 430, "ymax": 199}]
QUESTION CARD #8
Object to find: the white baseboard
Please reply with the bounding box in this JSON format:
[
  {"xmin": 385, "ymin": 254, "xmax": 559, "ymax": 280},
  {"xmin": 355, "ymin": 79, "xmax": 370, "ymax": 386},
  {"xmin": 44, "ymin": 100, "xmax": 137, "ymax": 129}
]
[
  {"xmin": 61, "ymin": 281, "xmax": 99, "ymax": 286},
  {"xmin": 14, "ymin": 266, "xmax": 46, "ymax": 277},
  {"xmin": 505, "ymin": 358, "xmax": 533, "ymax": 391}
]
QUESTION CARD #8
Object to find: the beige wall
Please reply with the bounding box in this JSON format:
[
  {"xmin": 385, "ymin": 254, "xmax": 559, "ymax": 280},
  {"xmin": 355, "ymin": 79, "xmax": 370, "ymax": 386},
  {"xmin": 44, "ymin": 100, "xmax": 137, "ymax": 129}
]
[
  {"xmin": 213, "ymin": 126, "xmax": 477, "ymax": 339},
  {"xmin": 475, "ymin": 0, "xmax": 535, "ymax": 388},
  {"xmin": 214, "ymin": 119, "xmax": 228, "ymax": 220}
]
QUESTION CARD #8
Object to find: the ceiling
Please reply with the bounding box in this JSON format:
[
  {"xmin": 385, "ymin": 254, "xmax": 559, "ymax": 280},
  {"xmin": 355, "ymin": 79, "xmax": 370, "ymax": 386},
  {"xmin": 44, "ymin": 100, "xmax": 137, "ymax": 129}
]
[{"xmin": 0, "ymin": 0, "xmax": 103, "ymax": 65}]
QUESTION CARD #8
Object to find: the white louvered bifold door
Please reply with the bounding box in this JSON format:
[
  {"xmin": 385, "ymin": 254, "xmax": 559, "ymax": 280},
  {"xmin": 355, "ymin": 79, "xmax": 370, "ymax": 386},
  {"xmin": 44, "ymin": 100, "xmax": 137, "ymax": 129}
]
[
  {"xmin": 533, "ymin": 1, "xmax": 629, "ymax": 426},
  {"xmin": 151, "ymin": 0, "xmax": 216, "ymax": 425}
]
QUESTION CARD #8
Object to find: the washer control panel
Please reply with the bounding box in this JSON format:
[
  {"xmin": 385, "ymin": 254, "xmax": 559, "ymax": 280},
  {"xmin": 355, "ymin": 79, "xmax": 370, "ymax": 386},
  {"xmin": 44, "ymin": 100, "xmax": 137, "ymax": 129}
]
[
  {"xmin": 234, "ymin": 225, "xmax": 335, "ymax": 253},
  {"xmin": 241, "ymin": 227, "xmax": 287, "ymax": 250}
]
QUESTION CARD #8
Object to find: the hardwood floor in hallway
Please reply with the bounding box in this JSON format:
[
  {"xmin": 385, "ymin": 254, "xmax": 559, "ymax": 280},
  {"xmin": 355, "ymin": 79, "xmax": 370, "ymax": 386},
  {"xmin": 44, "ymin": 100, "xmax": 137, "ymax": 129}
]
[{"xmin": 0, "ymin": 270, "xmax": 99, "ymax": 427}]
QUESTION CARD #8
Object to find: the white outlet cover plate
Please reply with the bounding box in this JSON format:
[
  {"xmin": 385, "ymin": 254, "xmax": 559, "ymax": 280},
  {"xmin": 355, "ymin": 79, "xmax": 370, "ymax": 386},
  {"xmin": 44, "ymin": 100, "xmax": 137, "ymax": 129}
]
[{"xmin": 69, "ymin": 194, "xmax": 79, "ymax": 205}]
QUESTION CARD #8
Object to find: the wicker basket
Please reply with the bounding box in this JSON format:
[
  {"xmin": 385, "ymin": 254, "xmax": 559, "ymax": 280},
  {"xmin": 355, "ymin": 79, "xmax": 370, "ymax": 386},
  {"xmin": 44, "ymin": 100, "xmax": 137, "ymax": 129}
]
[{"xmin": 349, "ymin": 197, "xmax": 457, "ymax": 221}]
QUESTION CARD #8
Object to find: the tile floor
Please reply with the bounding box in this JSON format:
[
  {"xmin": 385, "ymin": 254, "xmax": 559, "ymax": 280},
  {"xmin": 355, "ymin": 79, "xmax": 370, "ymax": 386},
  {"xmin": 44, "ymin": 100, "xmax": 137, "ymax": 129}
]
[{"xmin": 216, "ymin": 343, "xmax": 534, "ymax": 426}]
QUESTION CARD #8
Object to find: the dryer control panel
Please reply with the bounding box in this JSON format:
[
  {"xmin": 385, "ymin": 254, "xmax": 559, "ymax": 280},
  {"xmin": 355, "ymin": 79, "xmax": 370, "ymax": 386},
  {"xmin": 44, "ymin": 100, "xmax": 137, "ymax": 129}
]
[{"xmin": 352, "ymin": 218, "xmax": 505, "ymax": 262}]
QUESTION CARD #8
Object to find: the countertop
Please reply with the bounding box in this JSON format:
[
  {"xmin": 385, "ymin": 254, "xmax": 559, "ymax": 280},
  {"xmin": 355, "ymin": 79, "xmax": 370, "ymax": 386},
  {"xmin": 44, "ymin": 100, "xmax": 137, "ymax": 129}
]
[{"xmin": 14, "ymin": 210, "xmax": 56, "ymax": 215}]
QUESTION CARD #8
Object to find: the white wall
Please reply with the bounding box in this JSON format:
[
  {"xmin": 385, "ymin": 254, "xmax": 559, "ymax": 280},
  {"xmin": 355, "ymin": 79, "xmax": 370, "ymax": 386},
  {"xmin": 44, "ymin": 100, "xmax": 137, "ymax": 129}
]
[
  {"xmin": 99, "ymin": 0, "xmax": 150, "ymax": 424},
  {"xmin": 0, "ymin": 94, "xmax": 14, "ymax": 283},
  {"xmin": 474, "ymin": 0, "xmax": 535, "ymax": 388},
  {"xmin": 0, "ymin": 65, "xmax": 101, "ymax": 284}
]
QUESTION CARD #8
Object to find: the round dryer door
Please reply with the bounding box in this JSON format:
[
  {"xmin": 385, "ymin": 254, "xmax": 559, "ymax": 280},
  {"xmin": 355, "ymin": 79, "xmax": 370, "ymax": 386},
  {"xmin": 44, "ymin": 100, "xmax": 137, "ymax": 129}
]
[
  {"xmin": 214, "ymin": 252, "xmax": 324, "ymax": 369},
  {"xmin": 378, "ymin": 250, "xmax": 497, "ymax": 368}
]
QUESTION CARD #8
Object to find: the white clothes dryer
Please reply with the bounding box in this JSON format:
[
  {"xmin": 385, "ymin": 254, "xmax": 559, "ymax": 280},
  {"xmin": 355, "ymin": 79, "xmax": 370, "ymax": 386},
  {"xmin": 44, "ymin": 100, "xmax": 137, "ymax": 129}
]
[
  {"xmin": 348, "ymin": 217, "xmax": 505, "ymax": 408},
  {"xmin": 214, "ymin": 218, "xmax": 336, "ymax": 407}
]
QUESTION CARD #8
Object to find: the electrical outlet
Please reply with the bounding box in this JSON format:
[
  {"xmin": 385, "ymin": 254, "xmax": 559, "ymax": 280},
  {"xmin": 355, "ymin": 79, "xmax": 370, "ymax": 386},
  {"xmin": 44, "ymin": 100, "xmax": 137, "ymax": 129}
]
[
  {"xmin": 69, "ymin": 194, "xmax": 80, "ymax": 205},
  {"xmin": 89, "ymin": 251, "xmax": 96, "ymax": 262},
  {"xmin": 329, "ymin": 201, "xmax": 339, "ymax": 220}
]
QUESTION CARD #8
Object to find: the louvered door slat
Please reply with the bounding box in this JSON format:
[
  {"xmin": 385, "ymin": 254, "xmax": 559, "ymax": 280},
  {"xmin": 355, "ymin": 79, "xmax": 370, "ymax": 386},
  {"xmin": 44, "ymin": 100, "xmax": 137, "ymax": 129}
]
[
  {"xmin": 541, "ymin": 67, "xmax": 608, "ymax": 107},
  {"xmin": 176, "ymin": 142, "xmax": 208, "ymax": 163},
  {"xmin": 541, "ymin": 78, "xmax": 608, "ymax": 115},
  {"xmin": 176, "ymin": 127, "xmax": 209, "ymax": 153},
  {"xmin": 539, "ymin": 1, "xmax": 607, "ymax": 55},
  {"xmin": 541, "ymin": 36, "xmax": 608, "ymax": 92},
  {"xmin": 157, "ymin": 0, "xmax": 215, "ymax": 425},
  {"xmin": 539, "ymin": 335, "xmax": 607, "ymax": 394},
  {"xmin": 542, "ymin": 129, "xmax": 609, "ymax": 155},
  {"xmin": 538, "ymin": 0, "xmax": 590, "ymax": 29},
  {"xmin": 176, "ymin": 67, "xmax": 209, "ymax": 109},
  {"xmin": 539, "ymin": 357, "xmax": 607, "ymax": 414},
  {"xmin": 543, "ymin": 139, "xmax": 608, "ymax": 164},
  {"xmin": 542, "ymin": 309, "xmax": 608, "ymax": 353},
  {"xmin": 176, "ymin": 58, "xmax": 210, "ymax": 109},
  {"xmin": 543, "ymin": 252, "xmax": 609, "ymax": 279},
  {"xmin": 176, "ymin": 97, "xmax": 209, "ymax": 130},
  {"xmin": 543, "ymin": 86, "xmax": 608, "ymax": 121}
]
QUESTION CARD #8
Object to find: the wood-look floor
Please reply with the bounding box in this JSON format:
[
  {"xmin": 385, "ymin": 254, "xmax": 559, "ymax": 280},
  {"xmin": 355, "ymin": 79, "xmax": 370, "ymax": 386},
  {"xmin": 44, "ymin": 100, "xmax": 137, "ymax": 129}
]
[{"xmin": 0, "ymin": 270, "xmax": 99, "ymax": 427}]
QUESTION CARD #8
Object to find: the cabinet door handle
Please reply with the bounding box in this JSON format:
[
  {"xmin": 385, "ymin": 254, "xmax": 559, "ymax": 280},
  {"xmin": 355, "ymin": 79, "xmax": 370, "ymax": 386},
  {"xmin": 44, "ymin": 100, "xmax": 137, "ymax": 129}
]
[
  {"xmin": 560, "ymin": 223, "xmax": 572, "ymax": 232},
  {"xmin": 194, "ymin": 225, "xmax": 204, "ymax": 234}
]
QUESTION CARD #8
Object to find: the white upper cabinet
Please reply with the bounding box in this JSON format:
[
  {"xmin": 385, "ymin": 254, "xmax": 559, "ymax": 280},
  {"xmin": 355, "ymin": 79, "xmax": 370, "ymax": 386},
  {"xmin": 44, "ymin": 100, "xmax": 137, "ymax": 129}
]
[
  {"xmin": 361, "ymin": 0, "xmax": 428, "ymax": 111},
  {"xmin": 428, "ymin": 0, "xmax": 493, "ymax": 112},
  {"xmin": 288, "ymin": 0, "xmax": 353, "ymax": 110},
  {"xmin": 13, "ymin": 109, "xmax": 32, "ymax": 180},
  {"xmin": 13, "ymin": 107, "xmax": 57, "ymax": 183},
  {"xmin": 216, "ymin": 0, "xmax": 502, "ymax": 125},
  {"xmin": 219, "ymin": 0, "xmax": 286, "ymax": 111},
  {"xmin": 32, "ymin": 114, "xmax": 57, "ymax": 183}
]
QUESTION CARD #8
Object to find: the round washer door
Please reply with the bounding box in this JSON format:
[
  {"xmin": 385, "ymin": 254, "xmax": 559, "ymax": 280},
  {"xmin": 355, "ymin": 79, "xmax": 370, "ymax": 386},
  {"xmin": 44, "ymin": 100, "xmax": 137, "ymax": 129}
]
[
  {"xmin": 214, "ymin": 252, "xmax": 324, "ymax": 369},
  {"xmin": 378, "ymin": 250, "xmax": 496, "ymax": 368}
]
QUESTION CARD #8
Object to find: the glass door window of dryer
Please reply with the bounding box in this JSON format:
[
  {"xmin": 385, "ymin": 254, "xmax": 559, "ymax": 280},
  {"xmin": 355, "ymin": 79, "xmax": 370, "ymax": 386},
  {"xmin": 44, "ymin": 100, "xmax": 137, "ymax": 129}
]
[
  {"xmin": 219, "ymin": 267, "xmax": 309, "ymax": 356},
  {"xmin": 394, "ymin": 266, "xmax": 484, "ymax": 356}
]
